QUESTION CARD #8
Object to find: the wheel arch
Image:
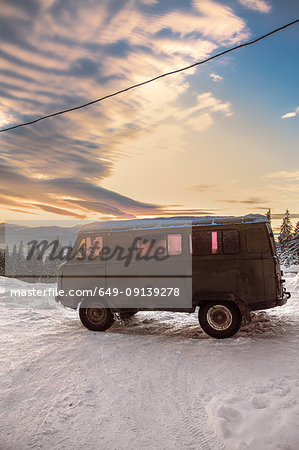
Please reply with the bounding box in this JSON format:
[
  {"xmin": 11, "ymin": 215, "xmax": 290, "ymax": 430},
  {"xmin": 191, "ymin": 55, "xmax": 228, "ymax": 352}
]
[{"xmin": 194, "ymin": 291, "xmax": 248, "ymax": 313}]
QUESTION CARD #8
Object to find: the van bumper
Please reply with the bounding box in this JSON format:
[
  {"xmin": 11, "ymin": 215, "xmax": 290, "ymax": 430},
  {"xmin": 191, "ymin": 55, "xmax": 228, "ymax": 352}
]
[
  {"xmin": 275, "ymin": 290, "xmax": 291, "ymax": 307},
  {"xmin": 281, "ymin": 290, "xmax": 291, "ymax": 303},
  {"xmin": 251, "ymin": 291, "xmax": 290, "ymax": 311}
]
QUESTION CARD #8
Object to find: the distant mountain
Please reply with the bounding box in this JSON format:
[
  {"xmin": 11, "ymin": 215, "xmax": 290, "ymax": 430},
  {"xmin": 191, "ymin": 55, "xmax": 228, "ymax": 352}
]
[{"xmin": 0, "ymin": 223, "xmax": 81, "ymax": 250}]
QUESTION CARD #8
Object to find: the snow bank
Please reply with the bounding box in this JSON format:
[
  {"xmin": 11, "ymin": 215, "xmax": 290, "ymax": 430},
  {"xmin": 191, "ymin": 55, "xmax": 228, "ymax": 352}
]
[
  {"xmin": 282, "ymin": 264, "xmax": 299, "ymax": 274},
  {"xmin": 0, "ymin": 276, "xmax": 60, "ymax": 310},
  {"xmin": 292, "ymin": 271, "xmax": 299, "ymax": 290},
  {"xmin": 206, "ymin": 378, "xmax": 299, "ymax": 450},
  {"xmin": 283, "ymin": 268, "xmax": 299, "ymax": 293}
]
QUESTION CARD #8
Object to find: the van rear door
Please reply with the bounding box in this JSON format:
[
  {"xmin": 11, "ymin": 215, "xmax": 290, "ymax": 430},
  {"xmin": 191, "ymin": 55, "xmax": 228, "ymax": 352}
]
[{"xmin": 266, "ymin": 224, "xmax": 283, "ymax": 299}]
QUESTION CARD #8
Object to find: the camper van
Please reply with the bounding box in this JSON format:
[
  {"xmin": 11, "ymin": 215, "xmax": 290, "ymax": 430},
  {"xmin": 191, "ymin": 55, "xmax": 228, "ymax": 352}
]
[{"xmin": 56, "ymin": 215, "xmax": 290, "ymax": 338}]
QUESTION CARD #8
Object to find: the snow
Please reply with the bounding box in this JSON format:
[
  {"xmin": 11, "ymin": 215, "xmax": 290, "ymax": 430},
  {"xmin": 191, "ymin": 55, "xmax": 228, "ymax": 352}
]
[
  {"xmin": 282, "ymin": 264, "xmax": 299, "ymax": 274},
  {"xmin": 0, "ymin": 270, "xmax": 298, "ymax": 450}
]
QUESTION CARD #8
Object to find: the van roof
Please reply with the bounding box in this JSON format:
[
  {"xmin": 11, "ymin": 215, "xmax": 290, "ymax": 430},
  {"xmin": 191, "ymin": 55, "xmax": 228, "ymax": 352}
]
[{"xmin": 78, "ymin": 214, "xmax": 268, "ymax": 234}]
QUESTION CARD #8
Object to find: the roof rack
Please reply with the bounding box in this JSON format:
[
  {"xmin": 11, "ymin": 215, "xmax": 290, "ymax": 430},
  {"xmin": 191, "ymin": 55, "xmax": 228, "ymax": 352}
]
[{"xmin": 78, "ymin": 214, "xmax": 268, "ymax": 234}]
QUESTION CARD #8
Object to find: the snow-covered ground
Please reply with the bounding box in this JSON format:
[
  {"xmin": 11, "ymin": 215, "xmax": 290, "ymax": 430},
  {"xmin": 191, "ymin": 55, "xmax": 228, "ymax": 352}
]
[{"xmin": 0, "ymin": 272, "xmax": 299, "ymax": 450}]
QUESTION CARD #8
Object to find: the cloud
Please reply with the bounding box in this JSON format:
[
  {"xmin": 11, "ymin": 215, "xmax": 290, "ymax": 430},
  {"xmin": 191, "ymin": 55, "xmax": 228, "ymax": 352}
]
[
  {"xmin": 2, "ymin": 0, "xmax": 41, "ymax": 18},
  {"xmin": 30, "ymin": 203, "xmax": 87, "ymax": 219},
  {"xmin": 7, "ymin": 208, "xmax": 37, "ymax": 215},
  {"xmin": 238, "ymin": 0, "xmax": 271, "ymax": 13},
  {"xmin": 265, "ymin": 171, "xmax": 299, "ymax": 206},
  {"xmin": 0, "ymin": 159, "xmax": 163, "ymax": 218},
  {"xmin": 0, "ymin": 0, "xmax": 247, "ymax": 220},
  {"xmin": 281, "ymin": 107, "xmax": 299, "ymax": 119},
  {"xmin": 43, "ymin": 177, "xmax": 161, "ymax": 213},
  {"xmin": 266, "ymin": 171, "xmax": 299, "ymax": 181},
  {"xmin": 174, "ymin": 92, "xmax": 232, "ymax": 130},
  {"xmin": 149, "ymin": 0, "xmax": 248, "ymax": 45},
  {"xmin": 0, "ymin": 195, "xmax": 22, "ymax": 207},
  {"xmin": 270, "ymin": 213, "xmax": 299, "ymax": 220},
  {"xmin": 62, "ymin": 200, "xmax": 137, "ymax": 218},
  {"xmin": 210, "ymin": 73, "xmax": 223, "ymax": 82},
  {"xmin": 185, "ymin": 112, "xmax": 214, "ymax": 131},
  {"xmin": 190, "ymin": 184, "xmax": 216, "ymax": 192},
  {"xmin": 0, "ymin": 188, "xmax": 27, "ymax": 199},
  {"xmin": 150, "ymin": 37, "xmax": 217, "ymax": 60},
  {"xmin": 175, "ymin": 92, "xmax": 232, "ymax": 119},
  {"xmin": 219, "ymin": 197, "xmax": 268, "ymax": 205},
  {"xmin": 140, "ymin": 0, "xmax": 158, "ymax": 4}
]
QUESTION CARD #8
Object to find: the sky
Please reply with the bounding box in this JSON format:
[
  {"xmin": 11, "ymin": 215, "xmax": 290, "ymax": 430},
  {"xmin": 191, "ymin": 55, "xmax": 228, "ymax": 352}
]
[{"xmin": 0, "ymin": 0, "xmax": 298, "ymax": 231}]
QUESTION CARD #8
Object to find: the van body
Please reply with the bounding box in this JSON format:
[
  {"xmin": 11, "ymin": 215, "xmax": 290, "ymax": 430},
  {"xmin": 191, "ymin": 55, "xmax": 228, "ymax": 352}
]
[{"xmin": 56, "ymin": 214, "xmax": 290, "ymax": 338}]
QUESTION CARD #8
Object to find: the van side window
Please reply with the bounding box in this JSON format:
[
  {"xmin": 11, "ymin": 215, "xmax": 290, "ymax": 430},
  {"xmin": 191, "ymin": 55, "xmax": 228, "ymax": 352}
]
[
  {"xmin": 75, "ymin": 238, "xmax": 86, "ymax": 259},
  {"xmin": 86, "ymin": 236, "xmax": 103, "ymax": 258},
  {"xmin": 246, "ymin": 228, "xmax": 269, "ymax": 253},
  {"xmin": 137, "ymin": 235, "xmax": 167, "ymax": 257},
  {"xmin": 192, "ymin": 231, "xmax": 212, "ymax": 254},
  {"xmin": 136, "ymin": 234, "xmax": 181, "ymax": 256},
  {"xmin": 223, "ymin": 230, "xmax": 240, "ymax": 254},
  {"xmin": 190, "ymin": 230, "xmax": 240, "ymax": 255},
  {"xmin": 167, "ymin": 234, "xmax": 182, "ymax": 255}
]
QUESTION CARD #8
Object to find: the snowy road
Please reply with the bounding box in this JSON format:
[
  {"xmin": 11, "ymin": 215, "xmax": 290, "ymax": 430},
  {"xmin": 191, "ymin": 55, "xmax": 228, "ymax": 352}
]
[{"xmin": 0, "ymin": 273, "xmax": 299, "ymax": 450}]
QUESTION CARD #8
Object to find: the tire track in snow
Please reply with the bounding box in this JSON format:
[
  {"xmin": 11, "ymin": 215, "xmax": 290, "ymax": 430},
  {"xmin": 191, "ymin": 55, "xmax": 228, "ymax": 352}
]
[
  {"xmin": 159, "ymin": 355, "xmax": 225, "ymax": 450},
  {"xmin": 100, "ymin": 335, "xmax": 225, "ymax": 449}
]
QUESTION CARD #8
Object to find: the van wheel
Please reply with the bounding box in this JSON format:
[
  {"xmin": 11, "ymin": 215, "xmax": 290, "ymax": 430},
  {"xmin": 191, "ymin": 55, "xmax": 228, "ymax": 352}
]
[
  {"xmin": 198, "ymin": 301, "xmax": 242, "ymax": 339},
  {"xmin": 79, "ymin": 298, "xmax": 114, "ymax": 331}
]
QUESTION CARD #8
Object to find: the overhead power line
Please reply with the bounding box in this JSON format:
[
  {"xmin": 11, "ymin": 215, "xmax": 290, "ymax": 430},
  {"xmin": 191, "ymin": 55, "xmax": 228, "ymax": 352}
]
[{"xmin": 1, "ymin": 19, "xmax": 298, "ymax": 134}]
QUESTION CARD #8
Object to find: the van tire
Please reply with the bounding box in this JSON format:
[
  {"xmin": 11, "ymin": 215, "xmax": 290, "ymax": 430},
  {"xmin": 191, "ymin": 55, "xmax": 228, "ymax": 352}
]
[
  {"xmin": 199, "ymin": 301, "xmax": 242, "ymax": 338},
  {"xmin": 79, "ymin": 298, "xmax": 114, "ymax": 331}
]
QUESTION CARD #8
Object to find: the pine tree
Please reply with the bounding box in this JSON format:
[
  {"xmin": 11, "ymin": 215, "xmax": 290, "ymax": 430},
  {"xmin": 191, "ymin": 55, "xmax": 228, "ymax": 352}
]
[
  {"xmin": 9, "ymin": 243, "xmax": 18, "ymax": 277},
  {"xmin": 290, "ymin": 221, "xmax": 299, "ymax": 266},
  {"xmin": 278, "ymin": 210, "xmax": 293, "ymax": 266},
  {"xmin": 0, "ymin": 248, "xmax": 5, "ymax": 277},
  {"xmin": 25, "ymin": 242, "xmax": 44, "ymax": 283},
  {"xmin": 43, "ymin": 254, "xmax": 59, "ymax": 282},
  {"xmin": 266, "ymin": 208, "xmax": 271, "ymax": 227},
  {"xmin": 4, "ymin": 244, "xmax": 10, "ymax": 277},
  {"xmin": 16, "ymin": 241, "xmax": 26, "ymax": 279},
  {"xmin": 42, "ymin": 237, "xmax": 66, "ymax": 282}
]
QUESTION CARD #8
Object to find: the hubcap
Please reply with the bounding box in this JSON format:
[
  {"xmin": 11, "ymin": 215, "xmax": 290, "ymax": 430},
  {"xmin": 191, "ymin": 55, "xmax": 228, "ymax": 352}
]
[
  {"xmin": 86, "ymin": 305, "xmax": 107, "ymax": 325},
  {"xmin": 207, "ymin": 305, "xmax": 233, "ymax": 331}
]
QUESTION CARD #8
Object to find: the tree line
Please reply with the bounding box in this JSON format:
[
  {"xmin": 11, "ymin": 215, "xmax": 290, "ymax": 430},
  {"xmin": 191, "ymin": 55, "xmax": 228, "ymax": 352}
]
[
  {"xmin": 0, "ymin": 239, "xmax": 69, "ymax": 282},
  {"xmin": 274, "ymin": 209, "xmax": 299, "ymax": 267}
]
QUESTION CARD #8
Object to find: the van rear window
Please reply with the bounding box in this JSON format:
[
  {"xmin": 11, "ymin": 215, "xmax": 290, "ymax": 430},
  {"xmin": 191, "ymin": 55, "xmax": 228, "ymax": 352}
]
[
  {"xmin": 246, "ymin": 228, "xmax": 269, "ymax": 253},
  {"xmin": 190, "ymin": 230, "xmax": 240, "ymax": 255}
]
